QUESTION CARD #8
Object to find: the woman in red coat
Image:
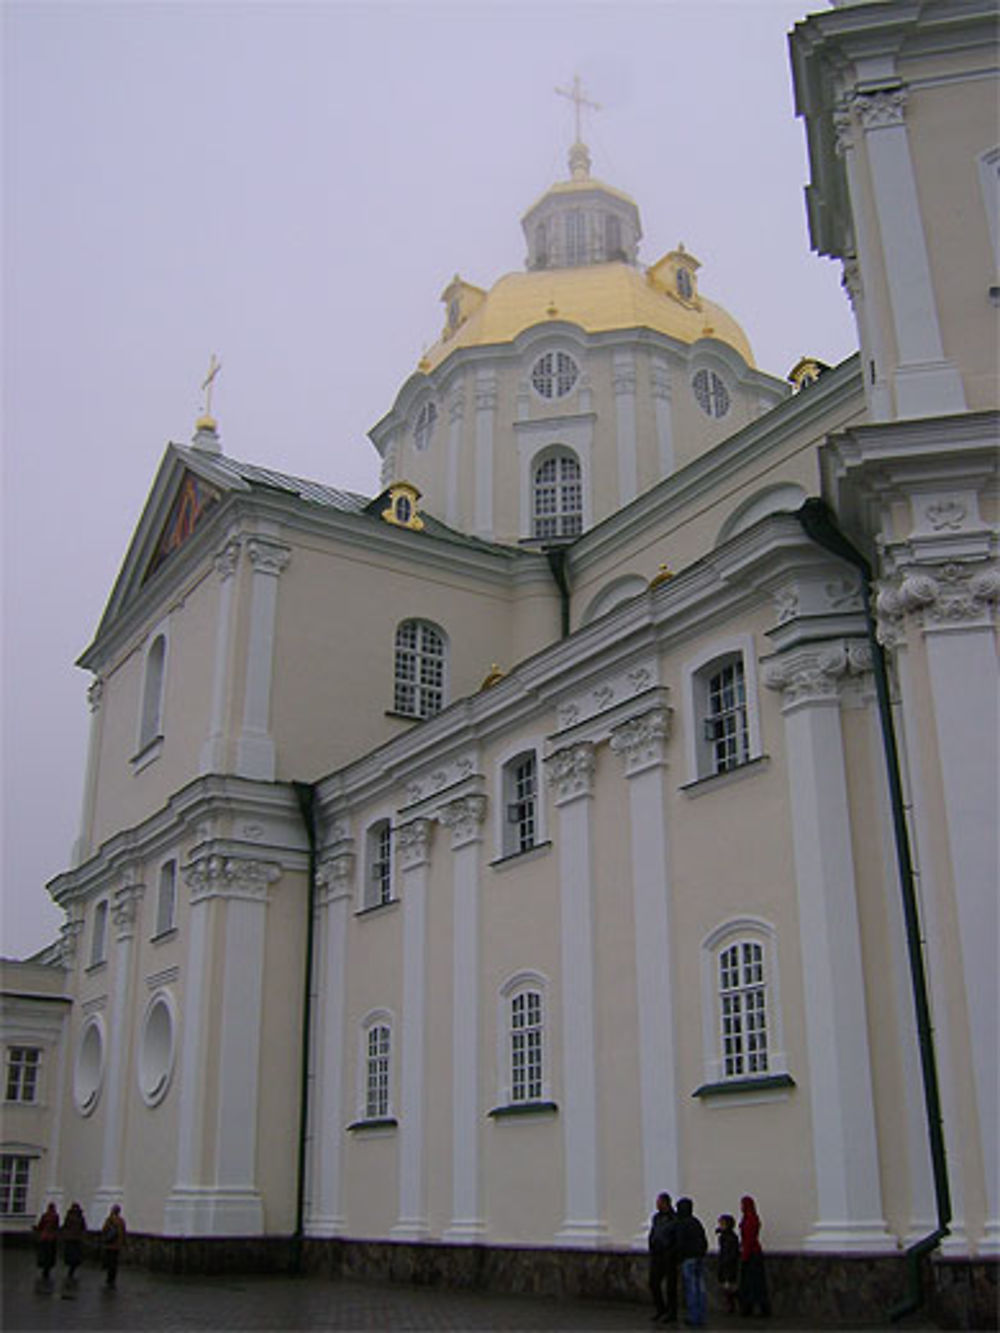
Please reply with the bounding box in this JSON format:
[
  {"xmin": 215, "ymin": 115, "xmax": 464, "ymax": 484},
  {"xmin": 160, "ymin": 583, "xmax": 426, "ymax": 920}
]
[{"xmin": 738, "ymin": 1194, "xmax": 771, "ymax": 1316}]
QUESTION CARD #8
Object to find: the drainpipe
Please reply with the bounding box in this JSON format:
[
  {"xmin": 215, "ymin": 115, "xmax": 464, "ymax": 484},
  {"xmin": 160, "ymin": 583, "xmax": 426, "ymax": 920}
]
[
  {"xmin": 545, "ymin": 545, "xmax": 571, "ymax": 638},
  {"xmin": 291, "ymin": 780, "xmax": 319, "ymax": 1276},
  {"xmin": 795, "ymin": 499, "xmax": 951, "ymax": 1321}
]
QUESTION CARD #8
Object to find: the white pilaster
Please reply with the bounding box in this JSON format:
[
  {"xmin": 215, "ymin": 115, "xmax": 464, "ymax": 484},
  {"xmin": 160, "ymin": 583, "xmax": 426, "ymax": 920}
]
[
  {"xmin": 650, "ymin": 357, "xmax": 675, "ymax": 478},
  {"xmin": 235, "ymin": 536, "xmax": 290, "ymax": 781},
  {"xmin": 547, "ymin": 742, "xmax": 606, "ymax": 1246},
  {"xmin": 613, "ymin": 351, "xmax": 638, "ymax": 505},
  {"xmin": 392, "ymin": 817, "xmax": 433, "ymax": 1240},
  {"xmin": 72, "ymin": 679, "xmax": 105, "ymax": 867},
  {"xmin": 199, "ymin": 538, "xmax": 241, "ymax": 775},
  {"xmin": 473, "ymin": 373, "xmax": 496, "ymax": 540},
  {"xmin": 851, "ymin": 87, "xmax": 964, "ymax": 418},
  {"xmin": 764, "ymin": 640, "xmax": 892, "ymax": 1251},
  {"xmin": 439, "ymin": 795, "xmax": 488, "ymax": 1243},
  {"xmin": 93, "ymin": 877, "xmax": 143, "ymax": 1216},
  {"xmin": 306, "ymin": 848, "xmax": 355, "ymax": 1236},
  {"xmin": 610, "ymin": 708, "xmax": 680, "ymax": 1243},
  {"xmin": 446, "ymin": 386, "xmax": 465, "ymax": 530}
]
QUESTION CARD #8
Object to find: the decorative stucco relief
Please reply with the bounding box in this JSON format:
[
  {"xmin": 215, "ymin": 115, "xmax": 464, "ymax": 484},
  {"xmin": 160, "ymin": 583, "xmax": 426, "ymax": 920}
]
[
  {"xmin": 853, "ymin": 86, "xmax": 908, "ymax": 132},
  {"xmin": 315, "ymin": 852, "xmax": 355, "ymax": 906},
  {"xmin": 184, "ymin": 855, "xmax": 281, "ymax": 904},
  {"xmin": 876, "ymin": 561, "xmax": 1000, "ymax": 644},
  {"xmin": 214, "ymin": 538, "xmax": 241, "ymax": 581},
  {"xmin": 87, "ymin": 679, "xmax": 104, "ymax": 713},
  {"xmin": 438, "ymin": 794, "xmax": 488, "ymax": 848},
  {"xmin": 396, "ymin": 817, "xmax": 433, "ymax": 870},
  {"xmin": 113, "ymin": 877, "xmax": 145, "ymax": 941},
  {"xmin": 609, "ymin": 706, "xmax": 672, "ymax": 776},
  {"xmin": 555, "ymin": 659, "xmax": 657, "ymax": 732},
  {"xmin": 546, "ymin": 741, "xmax": 596, "ymax": 804},
  {"xmin": 763, "ymin": 639, "xmax": 872, "ymax": 709},
  {"xmin": 246, "ymin": 538, "xmax": 291, "ymax": 578},
  {"xmin": 403, "ymin": 754, "xmax": 477, "ymax": 807}
]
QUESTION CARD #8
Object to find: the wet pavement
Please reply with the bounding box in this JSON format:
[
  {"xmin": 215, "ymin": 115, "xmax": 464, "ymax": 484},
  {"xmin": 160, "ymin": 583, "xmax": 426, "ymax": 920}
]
[{"xmin": 1, "ymin": 1247, "xmax": 938, "ymax": 1331}]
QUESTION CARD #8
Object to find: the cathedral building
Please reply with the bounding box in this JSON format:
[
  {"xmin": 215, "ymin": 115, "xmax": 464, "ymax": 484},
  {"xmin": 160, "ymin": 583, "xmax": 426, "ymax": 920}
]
[{"xmin": 3, "ymin": 0, "xmax": 997, "ymax": 1320}]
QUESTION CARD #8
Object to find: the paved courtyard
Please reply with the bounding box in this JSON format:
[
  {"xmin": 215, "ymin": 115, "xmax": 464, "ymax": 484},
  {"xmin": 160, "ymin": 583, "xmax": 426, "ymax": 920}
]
[{"xmin": 2, "ymin": 1247, "xmax": 937, "ymax": 1332}]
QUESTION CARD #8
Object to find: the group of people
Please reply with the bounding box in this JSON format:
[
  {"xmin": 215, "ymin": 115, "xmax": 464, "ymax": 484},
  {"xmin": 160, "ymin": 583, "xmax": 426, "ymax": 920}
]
[
  {"xmin": 648, "ymin": 1192, "xmax": 770, "ymax": 1326},
  {"xmin": 34, "ymin": 1201, "xmax": 127, "ymax": 1292}
]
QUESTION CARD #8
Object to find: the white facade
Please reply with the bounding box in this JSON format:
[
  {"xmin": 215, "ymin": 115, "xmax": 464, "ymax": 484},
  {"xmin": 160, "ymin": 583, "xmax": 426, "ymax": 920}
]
[{"xmin": 3, "ymin": 0, "xmax": 997, "ymax": 1281}]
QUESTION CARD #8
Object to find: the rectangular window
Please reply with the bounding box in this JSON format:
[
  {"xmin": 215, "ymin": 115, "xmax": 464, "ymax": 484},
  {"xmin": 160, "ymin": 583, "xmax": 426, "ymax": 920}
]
[
  {"xmin": 505, "ymin": 754, "xmax": 537, "ymax": 855},
  {"xmin": 705, "ymin": 659, "xmax": 749, "ymax": 774},
  {"xmin": 365, "ymin": 1025, "xmax": 390, "ymax": 1120},
  {"xmin": 511, "ymin": 991, "xmax": 543, "ymax": 1103},
  {"xmin": 719, "ymin": 941, "xmax": 768, "ymax": 1078},
  {"xmin": 5, "ymin": 1047, "xmax": 40, "ymax": 1103},
  {"xmin": 366, "ymin": 821, "xmax": 392, "ymax": 909},
  {"xmin": 90, "ymin": 900, "xmax": 109, "ymax": 967},
  {"xmin": 0, "ymin": 1155, "xmax": 31, "ymax": 1215},
  {"xmin": 566, "ymin": 210, "xmax": 586, "ymax": 265},
  {"xmin": 155, "ymin": 861, "xmax": 177, "ymax": 936}
]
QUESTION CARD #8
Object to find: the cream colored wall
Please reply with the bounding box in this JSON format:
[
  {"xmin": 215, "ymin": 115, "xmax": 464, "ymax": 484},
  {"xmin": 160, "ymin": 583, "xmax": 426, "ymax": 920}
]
[{"xmin": 87, "ymin": 566, "xmax": 219, "ymax": 853}]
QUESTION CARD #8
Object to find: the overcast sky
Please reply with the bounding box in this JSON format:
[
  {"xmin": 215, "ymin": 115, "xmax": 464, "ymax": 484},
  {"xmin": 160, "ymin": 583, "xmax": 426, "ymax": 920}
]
[{"xmin": 1, "ymin": 0, "xmax": 857, "ymax": 959}]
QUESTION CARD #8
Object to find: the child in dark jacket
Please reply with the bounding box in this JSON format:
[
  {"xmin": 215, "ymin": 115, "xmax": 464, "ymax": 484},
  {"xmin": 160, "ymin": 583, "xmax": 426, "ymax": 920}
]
[{"xmin": 716, "ymin": 1214, "xmax": 740, "ymax": 1313}]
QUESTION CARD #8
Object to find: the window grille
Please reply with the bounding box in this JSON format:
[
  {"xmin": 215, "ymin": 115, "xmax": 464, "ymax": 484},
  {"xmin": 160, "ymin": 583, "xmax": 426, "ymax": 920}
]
[
  {"xmin": 90, "ymin": 900, "xmax": 108, "ymax": 967},
  {"xmin": 413, "ymin": 401, "xmax": 437, "ymax": 452},
  {"xmin": 139, "ymin": 634, "xmax": 166, "ymax": 749},
  {"xmin": 365, "ymin": 1024, "xmax": 391, "ymax": 1120},
  {"xmin": 530, "ymin": 351, "xmax": 579, "ymax": 400},
  {"xmin": 532, "ymin": 452, "xmax": 582, "ymax": 539},
  {"xmin": 511, "ymin": 990, "xmax": 543, "ymax": 1103},
  {"xmin": 0, "ymin": 1155, "xmax": 30, "ymax": 1215},
  {"xmin": 719, "ymin": 941, "xmax": 768, "ymax": 1078},
  {"xmin": 704, "ymin": 659, "xmax": 749, "ymax": 774},
  {"xmin": 367, "ymin": 821, "xmax": 392, "ymax": 908},
  {"xmin": 506, "ymin": 754, "xmax": 537, "ymax": 854},
  {"xmin": 5, "ymin": 1048, "xmax": 40, "ymax": 1103},
  {"xmin": 692, "ymin": 368, "xmax": 730, "ymax": 418},
  {"xmin": 394, "ymin": 621, "xmax": 445, "ymax": 718},
  {"xmin": 156, "ymin": 861, "xmax": 177, "ymax": 936}
]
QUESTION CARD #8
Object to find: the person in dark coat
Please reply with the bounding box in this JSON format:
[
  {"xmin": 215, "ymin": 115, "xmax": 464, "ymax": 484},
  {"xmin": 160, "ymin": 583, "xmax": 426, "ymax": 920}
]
[
  {"xmin": 61, "ymin": 1202, "xmax": 87, "ymax": 1284},
  {"xmin": 648, "ymin": 1192, "xmax": 678, "ymax": 1322},
  {"xmin": 674, "ymin": 1196, "xmax": 708, "ymax": 1328},
  {"xmin": 34, "ymin": 1202, "xmax": 60, "ymax": 1288},
  {"xmin": 738, "ymin": 1194, "xmax": 771, "ymax": 1317},
  {"xmin": 99, "ymin": 1204, "xmax": 126, "ymax": 1289},
  {"xmin": 716, "ymin": 1213, "xmax": 740, "ymax": 1313}
]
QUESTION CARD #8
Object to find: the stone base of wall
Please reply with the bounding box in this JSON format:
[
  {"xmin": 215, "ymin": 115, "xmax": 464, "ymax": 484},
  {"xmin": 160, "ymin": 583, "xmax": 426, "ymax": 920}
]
[{"xmin": 4, "ymin": 1230, "xmax": 996, "ymax": 1327}]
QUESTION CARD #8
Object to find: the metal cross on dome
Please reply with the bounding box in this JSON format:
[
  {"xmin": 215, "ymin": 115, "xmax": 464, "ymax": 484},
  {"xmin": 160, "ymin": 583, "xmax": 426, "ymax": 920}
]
[
  {"xmin": 555, "ymin": 74, "xmax": 601, "ymax": 144},
  {"xmin": 200, "ymin": 353, "xmax": 222, "ymax": 419}
]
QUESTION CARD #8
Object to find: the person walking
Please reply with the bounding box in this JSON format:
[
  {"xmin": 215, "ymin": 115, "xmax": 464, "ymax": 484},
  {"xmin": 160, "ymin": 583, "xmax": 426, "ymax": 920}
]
[
  {"xmin": 716, "ymin": 1213, "xmax": 740, "ymax": 1314},
  {"xmin": 34, "ymin": 1202, "xmax": 60, "ymax": 1289},
  {"xmin": 61, "ymin": 1202, "xmax": 87, "ymax": 1286},
  {"xmin": 738, "ymin": 1194, "xmax": 771, "ymax": 1317},
  {"xmin": 99, "ymin": 1203, "xmax": 126, "ymax": 1290},
  {"xmin": 674, "ymin": 1197, "xmax": 708, "ymax": 1328},
  {"xmin": 648, "ymin": 1192, "xmax": 678, "ymax": 1323}
]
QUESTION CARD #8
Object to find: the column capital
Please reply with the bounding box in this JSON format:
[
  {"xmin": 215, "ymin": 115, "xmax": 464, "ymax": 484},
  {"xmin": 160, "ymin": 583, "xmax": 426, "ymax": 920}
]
[
  {"xmin": 876, "ymin": 560, "xmax": 1000, "ymax": 645},
  {"xmin": 112, "ymin": 879, "xmax": 145, "ymax": 941},
  {"xmin": 58, "ymin": 916, "xmax": 85, "ymax": 967},
  {"xmin": 448, "ymin": 387, "xmax": 467, "ymax": 423},
  {"xmin": 184, "ymin": 855, "xmax": 281, "ymax": 904},
  {"xmin": 246, "ymin": 537, "xmax": 291, "ymax": 578},
  {"xmin": 438, "ymin": 794, "xmax": 488, "ymax": 849},
  {"xmin": 214, "ymin": 537, "xmax": 242, "ymax": 581},
  {"xmin": 852, "ymin": 84, "xmax": 907, "ymax": 132},
  {"xmin": 763, "ymin": 639, "xmax": 872, "ymax": 710},
  {"xmin": 474, "ymin": 372, "xmax": 498, "ymax": 413},
  {"xmin": 316, "ymin": 852, "xmax": 355, "ymax": 906},
  {"xmin": 87, "ymin": 678, "xmax": 104, "ymax": 713},
  {"xmin": 397, "ymin": 818, "xmax": 434, "ymax": 871},
  {"xmin": 546, "ymin": 741, "xmax": 597, "ymax": 804},
  {"xmin": 610, "ymin": 706, "xmax": 671, "ymax": 777}
]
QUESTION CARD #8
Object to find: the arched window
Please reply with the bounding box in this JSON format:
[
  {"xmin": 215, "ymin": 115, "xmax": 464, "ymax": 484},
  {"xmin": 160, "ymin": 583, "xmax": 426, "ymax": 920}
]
[
  {"xmin": 503, "ymin": 751, "xmax": 537, "ymax": 857},
  {"xmin": 682, "ymin": 636, "xmax": 762, "ymax": 785},
  {"xmin": 357, "ymin": 1012, "xmax": 394, "ymax": 1123},
  {"xmin": 364, "ymin": 818, "xmax": 393, "ymax": 910},
  {"xmin": 138, "ymin": 633, "xmax": 167, "ymax": 752},
  {"xmin": 705, "ymin": 657, "xmax": 750, "ymax": 774},
  {"xmin": 532, "ymin": 450, "xmax": 582, "ymax": 539},
  {"xmin": 698, "ymin": 920, "xmax": 790, "ymax": 1095},
  {"xmin": 413, "ymin": 401, "xmax": 437, "ymax": 452},
  {"xmin": 677, "ymin": 267, "xmax": 693, "ymax": 300},
  {"xmin": 719, "ymin": 940, "xmax": 768, "ymax": 1078},
  {"xmin": 393, "ymin": 620, "xmax": 446, "ymax": 718},
  {"xmin": 154, "ymin": 861, "xmax": 177, "ymax": 937},
  {"xmin": 496, "ymin": 973, "xmax": 552, "ymax": 1110}
]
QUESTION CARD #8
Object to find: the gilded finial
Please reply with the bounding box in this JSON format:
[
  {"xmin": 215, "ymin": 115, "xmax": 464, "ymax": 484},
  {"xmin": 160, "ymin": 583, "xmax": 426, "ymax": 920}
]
[
  {"xmin": 649, "ymin": 563, "xmax": 674, "ymax": 589},
  {"xmin": 480, "ymin": 663, "xmax": 506, "ymax": 690}
]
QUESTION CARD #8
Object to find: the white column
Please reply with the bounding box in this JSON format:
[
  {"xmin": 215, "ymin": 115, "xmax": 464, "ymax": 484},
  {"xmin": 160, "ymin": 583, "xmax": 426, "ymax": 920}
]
[
  {"xmin": 610, "ymin": 709, "xmax": 680, "ymax": 1242},
  {"xmin": 440, "ymin": 795, "xmax": 488, "ymax": 1242},
  {"xmin": 446, "ymin": 386, "xmax": 465, "ymax": 530},
  {"xmin": 392, "ymin": 817, "xmax": 433, "ymax": 1240},
  {"xmin": 199, "ymin": 538, "xmax": 241, "ymax": 774},
  {"xmin": 883, "ymin": 562, "xmax": 1000, "ymax": 1252},
  {"xmin": 72, "ymin": 679, "xmax": 105, "ymax": 867},
  {"xmin": 547, "ymin": 742, "xmax": 606, "ymax": 1246},
  {"xmin": 650, "ymin": 357, "xmax": 675, "ymax": 479},
  {"xmin": 93, "ymin": 877, "xmax": 144, "ymax": 1216},
  {"xmin": 851, "ymin": 87, "xmax": 964, "ymax": 418},
  {"xmin": 764, "ymin": 641, "xmax": 892, "ymax": 1251},
  {"xmin": 305, "ymin": 849, "xmax": 355, "ymax": 1237},
  {"xmin": 473, "ymin": 373, "xmax": 496, "ymax": 540},
  {"xmin": 614, "ymin": 351, "xmax": 638, "ymax": 505},
  {"xmin": 164, "ymin": 861, "xmax": 214, "ymax": 1235},
  {"xmin": 235, "ymin": 537, "xmax": 290, "ymax": 781}
]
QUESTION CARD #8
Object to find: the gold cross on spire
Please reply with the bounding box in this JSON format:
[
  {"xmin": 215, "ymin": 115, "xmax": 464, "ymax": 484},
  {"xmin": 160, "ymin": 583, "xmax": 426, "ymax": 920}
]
[
  {"xmin": 555, "ymin": 74, "xmax": 601, "ymax": 144},
  {"xmin": 196, "ymin": 353, "xmax": 222, "ymax": 431}
]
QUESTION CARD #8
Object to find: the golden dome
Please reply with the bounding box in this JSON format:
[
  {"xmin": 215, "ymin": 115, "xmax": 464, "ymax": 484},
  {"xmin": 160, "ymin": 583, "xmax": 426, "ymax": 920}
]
[{"xmin": 420, "ymin": 262, "xmax": 755, "ymax": 372}]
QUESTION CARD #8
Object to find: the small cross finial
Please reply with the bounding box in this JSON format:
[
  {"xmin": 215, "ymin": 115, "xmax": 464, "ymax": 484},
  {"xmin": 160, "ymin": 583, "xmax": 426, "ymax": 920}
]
[
  {"xmin": 555, "ymin": 74, "xmax": 601, "ymax": 145},
  {"xmin": 198, "ymin": 353, "xmax": 222, "ymax": 426}
]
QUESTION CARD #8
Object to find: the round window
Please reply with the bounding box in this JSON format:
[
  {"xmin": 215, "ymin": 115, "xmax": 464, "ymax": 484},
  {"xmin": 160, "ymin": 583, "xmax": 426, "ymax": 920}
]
[
  {"xmin": 74, "ymin": 1017, "xmax": 104, "ymax": 1116},
  {"xmin": 138, "ymin": 993, "xmax": 175, "ymax": 1107},
  {"xmin": 692, "ymin": 368, "xmax": 730, "ymax": 419},
  {"xmin": 530, "ymin": 351, "xmax": 579, "ymax": 400}
]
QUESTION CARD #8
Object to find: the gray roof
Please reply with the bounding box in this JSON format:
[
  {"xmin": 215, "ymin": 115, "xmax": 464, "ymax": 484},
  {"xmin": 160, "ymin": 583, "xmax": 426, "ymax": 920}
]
[{"xmin": 187, "ymin": 449, "xmax": 371, "ymax": 514}]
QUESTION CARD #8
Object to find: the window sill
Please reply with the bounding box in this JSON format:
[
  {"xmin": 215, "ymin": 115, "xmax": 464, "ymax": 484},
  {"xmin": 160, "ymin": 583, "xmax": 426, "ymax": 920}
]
[
  {"xmin": 680, "ymin": 755, "xmax": 769, "ymax": 798},
  {"xmin": 150, "ymin": 927, "xmax": 177, "ymax": 945},
  {"xmin": 346, "ymin": 1117, "xmax": 398, "ymax": 1133},
  {"xmin": 84, "ymin": 960, "xmax": 107, "ymax": 975},
  {"xmin": 692, "ymin": 1073, "xmax": 795, "ymax": 1100},
  {"xmin": 488, "ymin": 1101, "xmax": 559, "ymax": 1119},
  {"xmin": 130, "ymin": 735, "xmax": 164, "ymax": 773},
  {"xmin": 355, "ymin": 899, "xmax": 399, "ymax": 919},
  {"xmin": 489, "ymin": 841, "xmax": 552, "ymax": 871},
  {"xmin": 384, "ymin": 709, "xmax": 441, "ymax": 724}
]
